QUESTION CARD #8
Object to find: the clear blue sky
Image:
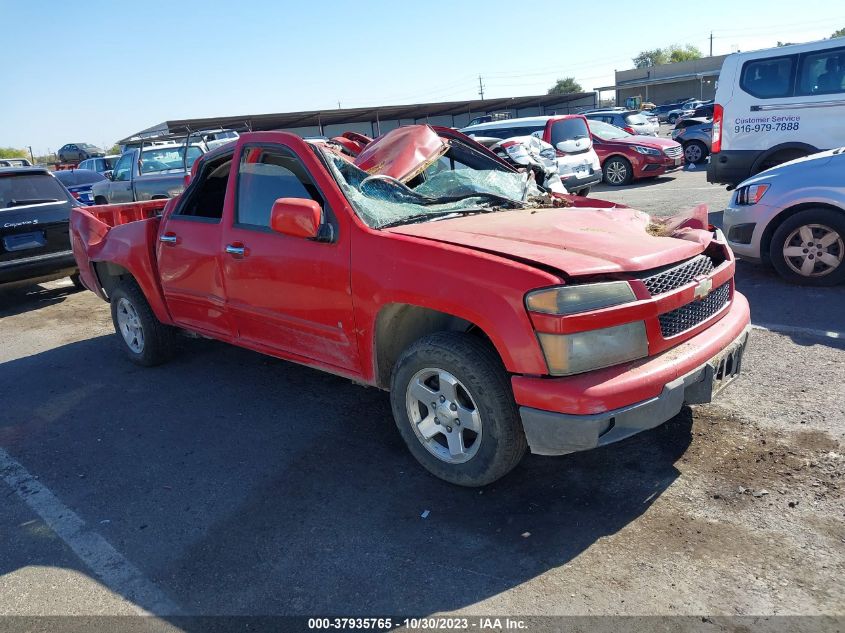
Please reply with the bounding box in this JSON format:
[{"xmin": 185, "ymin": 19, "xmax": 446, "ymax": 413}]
[{"xmin": 1, "ymin": 0, "xmax": 842, "ymax": 154}]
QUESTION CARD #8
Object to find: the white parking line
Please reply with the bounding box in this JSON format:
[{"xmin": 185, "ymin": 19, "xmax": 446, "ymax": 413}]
[
  {"xmin": 0, "ymin": 447, "xmax": 181, "ymax": 616},
  {"xmin": 751, "ymin": 323, "xmax": 844, "ymax": 340}
]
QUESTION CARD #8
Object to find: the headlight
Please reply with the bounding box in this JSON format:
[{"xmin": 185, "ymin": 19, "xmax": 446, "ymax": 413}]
[
  {"xmin": 525, "ymin": 281, "xmax": 636, "ymax": 315},
  {"xmin": 735, "ymin": 183, "xmax": 769, "ymax": 205},
  {"xmin": 633, "ymin": 145, "xmax": 662, "ymax": 156},
  {"xmin": 538, "ymin": 322, "xmax": 648, "ymax": 376}
]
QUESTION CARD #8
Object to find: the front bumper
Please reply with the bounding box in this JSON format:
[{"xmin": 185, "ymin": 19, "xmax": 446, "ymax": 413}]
[
  {"xmin": 520, "ymin": 327, "xmax": 750, "ymax": 455},
  {"xmin": 723, "ymin": 202, "xmax": 776, "ymax": 262}
]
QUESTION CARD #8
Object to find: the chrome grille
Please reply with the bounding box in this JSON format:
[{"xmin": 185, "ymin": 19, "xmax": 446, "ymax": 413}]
[
  {"xmin": 641, "ymin": 254, "xmax": 715, "ymax": 296},
  {"xmin": 659, "ymin": 283, "xmax": 730, "ymax": 338},
  {"xmin": 664, "ymin": 146, "xmax": 683, "ymax": 158}
]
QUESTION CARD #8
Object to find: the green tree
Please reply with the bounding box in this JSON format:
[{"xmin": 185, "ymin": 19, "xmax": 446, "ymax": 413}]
[
  {"xmin": 633, "ymin": 48, "xmax": 668, "ymax": 68},
  {"xmin": 667, "ymin": 44, "xmax": 702, "ymax": 63},
  {"xmin": 832, "ymin": 27, "xmax": 845, "ymax": 38},
  {"xmin": 547, "ymin": 77, "xmax": 584, "ymax": 95},
  {"xmin": 107, "ymin": 143, "xmax": 121, "ymax": 154},
  {"xmin": 633, "ymin": 45, "xmax": 701, "ymax": 68},
  {"xmin": 0, "ymin": 147, "xmax": 28, "ymax": 159}
]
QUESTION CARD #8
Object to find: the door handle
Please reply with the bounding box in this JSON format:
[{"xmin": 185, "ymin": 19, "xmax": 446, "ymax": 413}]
[
  {"xmin": 225, "ymin": 244, "xmax": 246, "ymax": 257},
  {"xmin": 160, "ymin": 233, "xmax": 177, "ymax": 245}
]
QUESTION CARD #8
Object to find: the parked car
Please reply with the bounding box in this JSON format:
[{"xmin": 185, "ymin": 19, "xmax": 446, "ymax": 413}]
[
  {"xmin": 0, "ymin": 158, "xmax": 32, "ymax": 168},
  {"xmin": 679, "ymin": 103, "xmax": 714, "ymax": 122},
  {"xmin": 585, "ymin": 110, "xmax": 659, "ymax": 136},
  {"xmin": 57, "ymin": 143, "xmax": 104, "ymax": 163},
  {"xmin": 71, "ymin": 127, "xmax": 750, "ymax": 486},
  {"xmin": 648, "ymin": 103, "xmax": 684, "ymax": 122},
  {"xmin": 722, "ymin": 147, "xmax": 845, "ymax": 285},
  {"xmin": 53, "ymin": 169, "xmax": 107, "ymax": 206},
  {"xmin": 666, "ymin": 106, "xmax": 695, "ymax": 124},
  {"xmin": 78, "ymin": 155, "xmax": 120, "ymax": 175},
  {"xmin": 587, "ymin": 120, "xmax": 684, "ymax": 185},
  {"xmin": 461, "ymin": 115, "xmax": 602, "ymax": 195},
  {"xmin": 671, "ymin": 117, "xmax": 713, "ymax": 164},
  {"xmin": 708, "ymin": 37, "xmax": 845, "ymax": 186},
  {"xmin": 90, "ymin": 143, "xmax": 204, "ymax": 204},
  {"xmin": 0, "ymin": 167, "xmax": 81, "ymax": 288}
]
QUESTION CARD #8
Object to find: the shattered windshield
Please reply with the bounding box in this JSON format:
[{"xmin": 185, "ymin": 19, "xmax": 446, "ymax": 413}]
[{"xmin": 320, "ymin": 148, "xmax": 540, "ymax": 229}]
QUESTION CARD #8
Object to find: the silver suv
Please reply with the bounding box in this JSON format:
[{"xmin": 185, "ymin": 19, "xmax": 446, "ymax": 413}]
[{"xmin": 671, "ymin": 117, "xmax": 712, "ymax": 164}]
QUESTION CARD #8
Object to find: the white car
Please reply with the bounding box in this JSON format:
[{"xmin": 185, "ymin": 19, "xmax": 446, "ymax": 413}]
[
  {"xmin": 461, "ymin": 115, "xmax": 602, "ymax": 195},
  {"xmin": 708, "ymin": 36, "xmax": 845, "ymax": 187}
]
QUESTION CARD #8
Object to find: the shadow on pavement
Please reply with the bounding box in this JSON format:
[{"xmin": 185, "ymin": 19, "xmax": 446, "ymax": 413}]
[
  {"xmin": 0, "ymin": 281, "xmax": 80, "ymax": 319},
  {"xmin": 0, "ymin": 334, "xmax": 693, "ymax": 618}
]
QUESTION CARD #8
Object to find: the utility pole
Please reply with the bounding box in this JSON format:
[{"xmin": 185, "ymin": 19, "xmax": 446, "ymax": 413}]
[
  {"xmin": 337, "ymin": 100, "xmax": 341, "ymax": 109},
  {"xmin": 27, "ymin": 146, "xmax": 34, "ymax": 163},
  {"xmin": 709, "ymin": 31, "xmax": 713, "ymax": 57},
  {"xmin": 478, "ymin": 75, "xmax": 485, "ymax": 100}
]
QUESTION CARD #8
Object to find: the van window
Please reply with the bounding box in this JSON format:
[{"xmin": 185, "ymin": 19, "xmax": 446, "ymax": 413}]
[
  {"xmin": 549, "ymin": 118, "xmax": 590, "ymax": 146},
  {"xmin": 740, "ymin": 56, "xmax": 795, "ymax": 98},
  {"xmin": 797, "ymin": 48, "xmax": 845, "ymax": 95}
]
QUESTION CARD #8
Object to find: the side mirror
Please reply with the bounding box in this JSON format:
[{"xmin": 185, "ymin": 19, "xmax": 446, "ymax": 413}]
[
  {"xmin": 270, "ymin": 198, "xmax": 322, "ymax": 239},
  {"xmin": 555, "ymin": 139, "xmax": 589, "ymax": 154},
  {"xmin": 104, "ymin": 170, "xmax": 114, "ymax": 180}
]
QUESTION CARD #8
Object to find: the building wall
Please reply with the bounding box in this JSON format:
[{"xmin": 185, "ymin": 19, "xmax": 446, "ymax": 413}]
[
  {"xmin": 613, "ymin": 55, "xmax": 725, "ymax": 105},
  {"xmin": 617, "ymin": 76, "xmax": 718, "ymax": 105}
]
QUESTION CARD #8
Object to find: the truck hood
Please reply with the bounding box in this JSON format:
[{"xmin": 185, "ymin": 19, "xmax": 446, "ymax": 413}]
[{"xmin": 385, "ymin": 206, "xmax": 712, "ymax": 277}]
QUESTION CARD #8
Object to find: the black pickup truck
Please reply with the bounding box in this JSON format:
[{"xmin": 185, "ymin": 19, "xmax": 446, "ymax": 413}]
[{"xmin": 0, "ymin": 167, "xmax": 82, "ymax": 289}]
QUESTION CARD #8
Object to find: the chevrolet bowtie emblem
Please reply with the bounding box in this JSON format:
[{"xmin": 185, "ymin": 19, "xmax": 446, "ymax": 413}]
[{"xmin": 693, "ymin": 278, "xmax": 713, "ymax": 300}]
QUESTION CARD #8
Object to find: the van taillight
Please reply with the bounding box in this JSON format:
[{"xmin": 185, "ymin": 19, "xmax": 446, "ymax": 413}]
[{"xmin": 712, "ymin": 103, "xmax": 723, "ymax": 153}]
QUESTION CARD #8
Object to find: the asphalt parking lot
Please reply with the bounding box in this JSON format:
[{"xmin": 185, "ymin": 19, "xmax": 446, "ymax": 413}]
[{"xmin": 1, "ymin": 167, "xmax": 843, "ymax": 624}]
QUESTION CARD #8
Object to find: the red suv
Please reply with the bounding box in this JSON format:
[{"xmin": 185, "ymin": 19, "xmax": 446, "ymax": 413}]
[{"xmin": 587, "ymin": 119, "xmax": 684, "ymax": 186}]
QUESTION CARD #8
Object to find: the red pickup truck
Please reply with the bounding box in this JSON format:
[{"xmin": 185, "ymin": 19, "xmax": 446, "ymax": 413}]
[{"xmin": 71, "ymin": 125, "xmax": 750, "ymax": 486}]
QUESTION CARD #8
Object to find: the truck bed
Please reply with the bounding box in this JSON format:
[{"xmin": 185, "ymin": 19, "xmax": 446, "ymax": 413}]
[{"xmin": 70, "ymin": 199, "xmax": 171, "ymax": 303}]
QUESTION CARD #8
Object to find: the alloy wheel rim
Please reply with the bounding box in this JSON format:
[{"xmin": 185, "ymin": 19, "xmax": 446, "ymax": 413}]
[
  {"xmin": 405, "ymin": 368, "xmax": 483, "ymax": 464},
  {"xmin": 606, "ymin": 162, "xmax": 627, "ymax": 184},
  {"xmin": 782, "ymin": 224, "xmax": 844, "ymax": 277},
  {"xmin": 116, "ymin": 297, "xmax": 145, "ymax": 353},
  {"xmin": 685, "ymin": 144, "xmax": 702, "ymax": 163}
]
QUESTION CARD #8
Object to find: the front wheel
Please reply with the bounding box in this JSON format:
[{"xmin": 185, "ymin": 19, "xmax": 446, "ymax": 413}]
[
  {"xmin": 390, "ymin": 331, "xmax": 527, "ymax": 487},
  {"xmin": 603, "ymin": 157, "xmax": 633, "ymax": 186},
  {"xmin": 668, "ymin": 114, "xmax": 678, "ymax": 124},
  {"xmin": 770, "ymin": 208, "xmax": 845, "ymax": 286},
  {"xmin": 110, "ymin": 280, "xmax": 177, "ymax": 365}
]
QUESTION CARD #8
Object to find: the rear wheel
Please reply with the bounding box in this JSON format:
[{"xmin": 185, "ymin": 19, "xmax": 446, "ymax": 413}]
[
  {"xmin": 94, "ymin": 195, "xmax": 108, "ymax": 205},
  {"xmin": 110, "ymin": 280, "xmax": 177, "ymax": 365},
  {"xmin": 668, "ymin": 114, "xmax": 679, "ymax": 124},
  {"xmin": 69, "ymin": 272, "xmax": 84, "ymax": 290},
  {"xmin": 576, "ymin": 187, "xmax": 590, "ymax": 196},
  {"xmin": 603, "ymin": 157, "xmax": 633, "ymax": 186},
  {"xmin": 754, "ymin": 149, "xmax": 807, "ymax": 175},
  {"xmin": 390, "ymin": 331, "xmax": 527, "ymax": 487},
  {"xmin": 770, "ymin": 208, "xmax": 845, "ymax": 286},
  {"xmin": 683, "ymin": 140, "xmax": 708, "ymax": 164}
]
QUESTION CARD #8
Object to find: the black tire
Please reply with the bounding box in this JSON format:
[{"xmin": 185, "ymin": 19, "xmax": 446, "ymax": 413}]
[
  {"xmin": 94, "ymin": 195, "xmax": 108, "ymax": 206},
  {"xmin": 769, "ymin": 208, "xmax": 845, "ymax": 286},
  {"xmin": 109, "ymin": 280, "xmax": 177, "ymax": 366},
  {"xmin": 754, "ymin": 149, "xmax": 807, "ymax": 175},
  {"xmin": 668, "ymin": 114, "xmax": 678, "ymax": 124},
  {"xmin": 603, "ymin": 156, "xmax": 633, "ymax": 186},
  {"xmin": 683, "ymin": 140, "xmax": 709, "ymax": 164},
  {"xmin": 69, "ymin": 272, "xmax": 84, "ymax": 290},
  {"xmin": 390, "ymin": 331, "xmax": 527, "ymax": 487},
  {"xmin": 576, "ymin": 187, "xmax": 591, "ymax": 197}
]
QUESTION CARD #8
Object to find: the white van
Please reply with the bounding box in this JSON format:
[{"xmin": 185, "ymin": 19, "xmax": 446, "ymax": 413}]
[
  {"xmin": 461, "ymin": 115, "xmax": 602, "ymax": 195},
  {"xmin": 708, "ymin": 37, "xmax": 845, "ymax": 187}
]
